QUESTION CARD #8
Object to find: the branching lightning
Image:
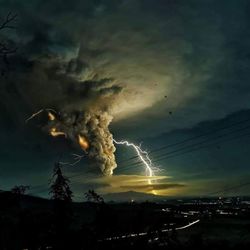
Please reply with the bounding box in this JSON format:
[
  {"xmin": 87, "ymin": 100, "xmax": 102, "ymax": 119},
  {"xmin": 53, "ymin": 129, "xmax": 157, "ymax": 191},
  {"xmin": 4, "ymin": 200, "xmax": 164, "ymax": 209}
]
[
  {"xmin": 59, "ymin": 154, "xmax": 84, "ymax": 167},
  {"xmin": 113, "ymin": 139, "xmax": 155, "ymax": 185},
  {"xmin": 25, "ymin": 109, "xmax": 44, "ymax": 123}
]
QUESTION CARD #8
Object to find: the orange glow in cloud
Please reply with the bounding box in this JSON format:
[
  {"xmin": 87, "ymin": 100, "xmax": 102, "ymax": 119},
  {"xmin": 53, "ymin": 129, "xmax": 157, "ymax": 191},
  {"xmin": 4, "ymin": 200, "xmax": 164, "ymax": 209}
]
[
  {"xmin": 78, "ymin": 135, "xmax": 89, "ymax": 151},
  {"xmin": 50, "ymin": 127, "xmax": 66, "ymax": 137},
  {"xmin": 48, "ymin": 112, "xmax": 55, "ymax": 121}
]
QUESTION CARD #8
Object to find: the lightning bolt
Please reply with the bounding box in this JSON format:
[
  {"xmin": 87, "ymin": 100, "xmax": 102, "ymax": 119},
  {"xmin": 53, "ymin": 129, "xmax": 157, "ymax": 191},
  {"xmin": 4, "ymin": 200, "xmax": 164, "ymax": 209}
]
[
  {"xmin": 25, "ymin": 108, "xmax": 57, "ymax": 123},
  {"xmin": 59, "ymin": 154, "xmax": 84, "ymax": 167},
  {"xmin": 113, "ymin": 139, "xmax": 155, "ymax": 187}
]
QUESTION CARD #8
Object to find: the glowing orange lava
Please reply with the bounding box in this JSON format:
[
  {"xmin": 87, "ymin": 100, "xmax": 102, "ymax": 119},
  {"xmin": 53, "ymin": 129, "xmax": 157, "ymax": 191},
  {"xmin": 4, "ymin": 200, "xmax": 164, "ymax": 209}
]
[
  {"xmin": 48, "ymin": 112, "xmax": 55, "ymax": 121},
  {"xmin": 78, "ymin": 135, "xmax": 89, "ymax": 151},
  {"xmin": 50, "ymin": 127, "xmax": 66, "ymax": 137}
]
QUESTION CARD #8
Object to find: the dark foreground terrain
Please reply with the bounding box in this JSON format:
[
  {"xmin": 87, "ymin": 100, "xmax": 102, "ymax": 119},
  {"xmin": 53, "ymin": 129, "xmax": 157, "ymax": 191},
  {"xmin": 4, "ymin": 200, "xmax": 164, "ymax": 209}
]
[{"xmin": 0, "ymin": 191, "xmax": 250, "ymax": 249}]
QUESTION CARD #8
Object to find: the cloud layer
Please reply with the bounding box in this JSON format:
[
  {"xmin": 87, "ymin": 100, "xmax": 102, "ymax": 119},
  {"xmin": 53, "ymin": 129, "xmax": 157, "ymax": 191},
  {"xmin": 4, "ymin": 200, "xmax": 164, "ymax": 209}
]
[
  {"xmin": 1, "ymin": 0, "xmax": 250, "ymax": 136},
  {"xmin": 80, "ymin": 174, "xmax": 185, "ymax": 195}
]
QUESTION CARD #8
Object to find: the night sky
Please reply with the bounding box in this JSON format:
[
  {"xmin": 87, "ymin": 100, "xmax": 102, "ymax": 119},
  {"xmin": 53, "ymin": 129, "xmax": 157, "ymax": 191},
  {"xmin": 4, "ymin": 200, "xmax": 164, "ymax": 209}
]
[{"xmin": 1, "ymin": 0, "xmax": 250, "ymax": 199}]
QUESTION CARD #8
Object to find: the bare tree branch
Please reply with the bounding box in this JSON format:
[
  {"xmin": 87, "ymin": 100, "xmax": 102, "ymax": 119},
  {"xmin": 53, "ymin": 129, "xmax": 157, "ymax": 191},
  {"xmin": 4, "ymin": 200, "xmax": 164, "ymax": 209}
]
[
  {"xmin": 0, "ymin": 12, "xmax": 18, "ymax": 30},
  {"xmin": 0, "ymin": 12, "xmax": 18, "ymax": 75}
]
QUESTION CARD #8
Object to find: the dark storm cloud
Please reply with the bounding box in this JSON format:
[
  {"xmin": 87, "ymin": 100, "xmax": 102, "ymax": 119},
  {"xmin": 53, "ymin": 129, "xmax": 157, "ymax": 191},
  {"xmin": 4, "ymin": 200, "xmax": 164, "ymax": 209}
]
[
  {"xmin": 1, "ymin": 0, "xmax": 250, "ymax": 133},
  {"xmin": 137, "ymin": 109, "xmax": 250, "ymax": 196}
]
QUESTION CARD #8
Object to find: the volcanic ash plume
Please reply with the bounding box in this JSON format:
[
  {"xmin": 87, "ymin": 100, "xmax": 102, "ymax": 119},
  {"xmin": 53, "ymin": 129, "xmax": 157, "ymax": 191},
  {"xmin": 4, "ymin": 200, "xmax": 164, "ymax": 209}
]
[{"xmin": 48, "ymin": 110, "xmax": 117, "ymax": 176}]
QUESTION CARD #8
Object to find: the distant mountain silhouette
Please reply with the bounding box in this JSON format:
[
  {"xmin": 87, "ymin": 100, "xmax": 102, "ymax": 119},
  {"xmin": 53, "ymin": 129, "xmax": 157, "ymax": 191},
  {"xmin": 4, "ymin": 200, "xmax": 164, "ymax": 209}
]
[
  {"xmin": 0, "ymin": 190, "xmax": 166, "ymax": 204},
  {"xmin": 102, "ymin": 191, "xmax": 167, "ymax": 202}
]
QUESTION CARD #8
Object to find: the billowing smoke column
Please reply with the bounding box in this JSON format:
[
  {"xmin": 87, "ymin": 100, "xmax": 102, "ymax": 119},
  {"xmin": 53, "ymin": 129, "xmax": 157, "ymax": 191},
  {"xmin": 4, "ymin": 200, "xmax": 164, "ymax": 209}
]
[
  {"xmin": 16, "ymin": 54, "xmax": 125, "ymax": 176},
  {"xmin": 17, "ymin": 52, "xmax": 124, "ymax": 176},
  {"xmin": 47, "ymin": 110, "xmax": 117, "ymax": 175}
]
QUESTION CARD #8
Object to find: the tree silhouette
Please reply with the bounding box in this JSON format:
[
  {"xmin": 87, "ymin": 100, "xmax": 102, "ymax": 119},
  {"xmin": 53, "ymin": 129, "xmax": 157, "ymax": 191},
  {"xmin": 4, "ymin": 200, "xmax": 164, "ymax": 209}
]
[
  {"xmin": 11, "ymin": 185, "xmax": 30, "ymax": 195},
  {"xmin": 49, "ymin": 163, "xmax": 73, "ymax": 249},
  {"xmin": 0, "ymin": 12, "xmax": 17, "ymax": 74},
  {"xmin": 49, "ymin": 162, "xmax": 73, "ymax": 202},
  {"xmin": 84, "ymin": 189, "xmax": 104, "ymax": 204},
  {"xmin": 10, "ymin": 185, "xmax": 30, "ymax": 209}
]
